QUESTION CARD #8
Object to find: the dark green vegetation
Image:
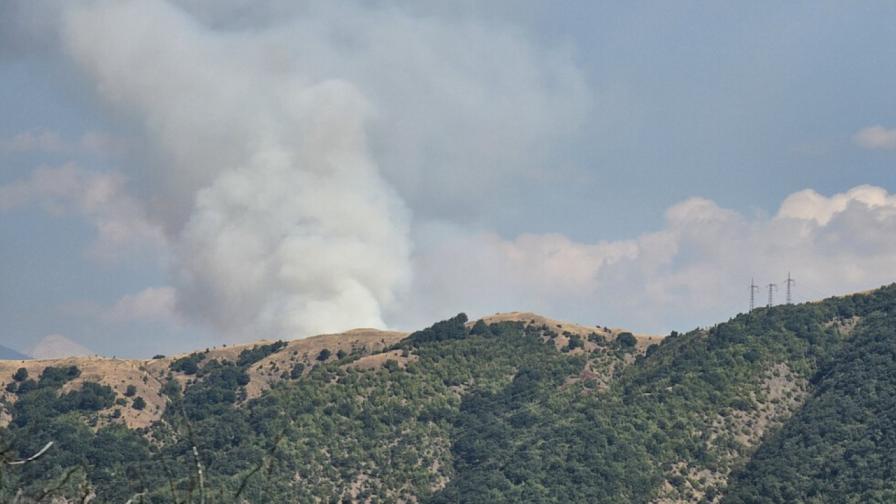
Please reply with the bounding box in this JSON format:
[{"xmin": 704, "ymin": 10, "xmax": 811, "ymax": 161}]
[
  {"xmin": 3, "ymin": 285, "xmax": 896, "ymax": 502},
  {"xmin": 725, "ymin": 307, "xmax": 896, "ymax": 502}
]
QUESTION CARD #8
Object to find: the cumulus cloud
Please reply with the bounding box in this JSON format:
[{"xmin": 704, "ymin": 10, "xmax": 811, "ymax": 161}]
[
  {"xmin": 853, "ymin": 125, "xmax": 896, "ymax": 150},
  {"xmin": 0, "ymin": 164, "xmax": 165, "ymax": 261},
  {"xmin": 777, "ymin": 185, "xmax": 896, "ymax": 225},
  {"xmin": 398, "ymin": 186, "xmax": 896, "ymax": 333}
]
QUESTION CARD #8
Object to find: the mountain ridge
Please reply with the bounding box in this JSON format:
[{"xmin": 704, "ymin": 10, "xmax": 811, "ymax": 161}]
[{"xmin": 3, "ymin": 288, "xmax": 896, "ymax": 502}]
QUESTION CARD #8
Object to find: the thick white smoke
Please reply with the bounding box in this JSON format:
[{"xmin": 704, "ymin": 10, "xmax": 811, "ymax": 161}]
[
  {"xmin": 62, "ymin": 1, "xmax": 411, "ymax": 339},
  {"xmin": 53, "ymin": 0, "xmax": 590, "ymax": 342}
]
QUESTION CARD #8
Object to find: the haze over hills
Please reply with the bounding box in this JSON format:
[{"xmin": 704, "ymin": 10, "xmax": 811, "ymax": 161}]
[
  {"xmin": 2, "ymin": 284, "xmax": 896, "ymax": 502},
  {"xmin": 0, "ymin": 345, "xmax": 28, "ymax": 361}
]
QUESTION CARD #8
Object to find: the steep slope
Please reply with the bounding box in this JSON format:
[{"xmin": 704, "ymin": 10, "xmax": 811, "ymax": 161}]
[{"xmin": 724, "ymin": 308, "xmax": 896, "ymax": 502}]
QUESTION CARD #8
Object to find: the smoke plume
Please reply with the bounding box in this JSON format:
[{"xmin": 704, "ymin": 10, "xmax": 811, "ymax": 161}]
[{"xmin": 62, "ymin": 1, "xmax": 411, "ymax": 339}]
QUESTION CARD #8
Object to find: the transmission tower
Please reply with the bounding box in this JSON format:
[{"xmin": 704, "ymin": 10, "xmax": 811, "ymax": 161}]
[
  {"xmin": 785, "ymin": 273, "xmax": 795, "ymax": 304},
  {"xmin": 750, "ymin": 278, "xmax": 759, "ymax": 312},
  {"xmin": 767, "ymin": 283, "xmax": 777, "ymax": 308}
]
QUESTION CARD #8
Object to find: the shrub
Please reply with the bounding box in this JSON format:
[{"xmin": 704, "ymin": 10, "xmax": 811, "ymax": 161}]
[
  {"xmin": 317, "ymin": 349, "xmax": 332, "ymax": 362},
  {"xmin": 171, "ymin": 353, "xmax": 204, "ymax": 375},
  {"xmin": 616, "ymin": 332, "xmax": 637, "ymax": 349},
  {"xmin": 406, "ymin": 313, "xmax": 469, "ymax": 345},
  {"xmin": 132, "ymin": 396, "xmax": 147, "ymax": 410},
  {"xmin": 587, "ymin": 332, "xmax": 605, "ymax": 344},
  {"xmin": 567, "ymin": 335, "xmax": 584, "ymax": 350},
  {"xmin": 12, "ymin": 367, "xmax": 28, "ymax": 382},
  {"xmin": 124, "ymin": 384, "xmax": 137, "ymax": 397},
  {"xmin": 39, "ymin": 365, "xmax": 81, "ymax": 388},
  {"xmin": 14, "ymin": 379, "xmax": 36, "ymax": 395},
  {"xmin": 237, "ymin": 341, "xmax": 287, "ymax": 367},
  {"xmin": 470, "ymin": 319, "xmax": 491, "ymax": 336},
  {"xmin": 161, "ymin": 378, "xmax": 181, "ymax": 398},
  {"xmin": 59, "ymin": 382, "xmax": 116, "ymax": 412}
]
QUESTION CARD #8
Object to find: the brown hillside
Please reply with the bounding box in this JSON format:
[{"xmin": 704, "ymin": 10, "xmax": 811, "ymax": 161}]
[
  {"xmin": 0, "ymin": 328, "xmax": 406, "ymax": 429},
  {"xmin": 475, "ymin": 311, "xmax": 662, "ymax": 351},
  {"xmin": 0, "ymin": 314, "xmax": 653, "ymax": 431}
]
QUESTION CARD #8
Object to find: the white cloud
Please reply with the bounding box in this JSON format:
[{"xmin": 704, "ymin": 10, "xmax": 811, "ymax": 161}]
[
  {"xmin": 853, "ymin": 125, "xmax": 896, "ymax": 150},
  {"xmin": 777, "ymin": 185, "xmax": 896, "ymax": 225},
  {"xmin": 0, "ymin": 164, "xmax": 165, "ymax": 261},
  {"xmin": 395, "ymin": 185, "xmax": 896, "ymax": 333}
]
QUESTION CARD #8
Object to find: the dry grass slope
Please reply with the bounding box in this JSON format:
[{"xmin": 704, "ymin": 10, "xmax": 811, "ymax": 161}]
[
  {"xmin": 0, "ymin": 328, "xmax": 407, "ymax": 429},
  {"xmin": 0, "ymin": 314, "xmax": 651, "ymax": 433}
]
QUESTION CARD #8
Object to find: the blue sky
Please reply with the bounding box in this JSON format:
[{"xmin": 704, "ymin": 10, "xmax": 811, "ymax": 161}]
[{"xmin": 1, "ymin": 1, "xmax": 895, "ymax": 357}]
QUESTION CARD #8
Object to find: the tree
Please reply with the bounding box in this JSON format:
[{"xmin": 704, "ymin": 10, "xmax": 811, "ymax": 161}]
[
  {"xmin": 132, "ymin": 396, "xmax": 146, "ymax": 410},
  {"xmin": 125, "ymin": 384, "xmax": 137, "ymax": 397},
  {"xmin": 317, "ymin": 349, "xmax": 332, "ymax": 362},
  {"xmin": 470, "ymin": 319, "xmax": 491, "ymax": 336},
  {"xmin": 616, "ymin": 332, "xmax": 637, "ymax": 349},
  {"xmin": 12, "ymin": 367, "xmax": 28, "ymax": 382},
  {"xmin": 567, "ymin": 335, "xmax": 584, "ymax": 350},
  {"xmin": 171, "ymin": 353, "xmax": 204, "ymax": 375}
]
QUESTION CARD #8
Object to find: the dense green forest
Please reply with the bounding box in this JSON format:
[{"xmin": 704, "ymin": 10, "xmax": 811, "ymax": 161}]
[{"xmin": 2, "ymin": 285, "xmax": 896, "ymax": 503}]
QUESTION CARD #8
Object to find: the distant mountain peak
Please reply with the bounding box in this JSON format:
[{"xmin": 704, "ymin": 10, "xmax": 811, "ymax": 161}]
[
  {"xmin": 0, "ymin": 344, "xmax": 28, "ymax": 360},
  {"xmin": 28, "ymin": 334, "xmax": 92, "ymax": 360}
]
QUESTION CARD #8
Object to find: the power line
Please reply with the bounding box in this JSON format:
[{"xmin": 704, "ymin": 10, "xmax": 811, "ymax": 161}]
[
  {"xmin": 767, "ymin": 283, "xmax": 777, "ymax": 308},
  {"xmin": 750, "ymin": 278, "xmax": 759, "ymax": 312},
  {"xmin": 785, "ymin": 273, "xmax": 795, "ymax": 304}
]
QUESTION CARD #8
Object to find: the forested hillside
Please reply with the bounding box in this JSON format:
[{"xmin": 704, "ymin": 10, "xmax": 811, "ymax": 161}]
[{"xmin": 2, "ymin": 285, "xmax": 896, "ymax": 503}]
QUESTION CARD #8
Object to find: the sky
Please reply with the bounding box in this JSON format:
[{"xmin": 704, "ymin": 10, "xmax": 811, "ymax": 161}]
[{"xmin": 1, "ymin": 0, "xmax": 895, "ymax": 358}]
